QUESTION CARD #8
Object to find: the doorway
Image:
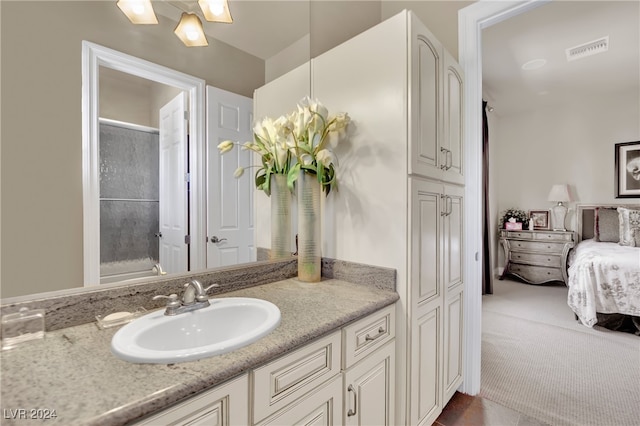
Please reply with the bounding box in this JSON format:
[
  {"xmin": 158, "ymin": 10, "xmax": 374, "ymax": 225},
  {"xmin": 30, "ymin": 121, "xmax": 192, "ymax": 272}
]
[
  {"xmin": 82, "ymin": 41, "xmax": 206, "ymax": 286},
  {"xmin": 458, "ymin": 0, "xmax": 551, "ymax": 395}
]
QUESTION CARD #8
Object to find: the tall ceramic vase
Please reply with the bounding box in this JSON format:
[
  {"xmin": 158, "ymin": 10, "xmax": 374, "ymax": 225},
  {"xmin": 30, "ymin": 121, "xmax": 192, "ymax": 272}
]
[
  {"xmin": 297, "ymin": 171, "xmax": 321, "ymax": 282},
  {"xmin": 270, "ymin": 174, "xmax": 291, "ymax": 260}
]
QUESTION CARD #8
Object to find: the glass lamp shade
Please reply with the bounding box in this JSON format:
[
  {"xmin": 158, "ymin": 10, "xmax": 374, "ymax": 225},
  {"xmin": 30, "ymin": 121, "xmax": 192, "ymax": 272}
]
[
  {"xmin": 174, "ymin": 13, "xmax": 209, "ymax": 47},
  {"xmin": 198, "ymin": 0, "xmax": 233, "ymax": 23},
  {"xmin": 116, "ymin": 0, "xmax": 158, "ymax": 24}
]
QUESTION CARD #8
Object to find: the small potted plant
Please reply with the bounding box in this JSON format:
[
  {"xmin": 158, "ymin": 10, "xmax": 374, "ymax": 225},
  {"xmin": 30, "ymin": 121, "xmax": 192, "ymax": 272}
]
[{"xmin": 499, "ymin": 208, "xmax": 528, "ymax": 230}]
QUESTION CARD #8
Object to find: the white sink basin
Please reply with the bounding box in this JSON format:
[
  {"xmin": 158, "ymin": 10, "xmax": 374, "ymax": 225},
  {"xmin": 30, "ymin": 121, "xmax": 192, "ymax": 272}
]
[{"xmin": 111, "ymin": 297, "xmax": 281, "ymax": 364}]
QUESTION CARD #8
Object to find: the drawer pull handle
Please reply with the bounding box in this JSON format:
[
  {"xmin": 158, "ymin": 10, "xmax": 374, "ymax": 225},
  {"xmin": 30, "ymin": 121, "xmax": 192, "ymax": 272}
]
[
  {"xmin": 347, "ymin": 385, "xmax": 357, "ymax": 417},
  {"xmin": 365, "ymin": 327, "xmax": 386, "ymax": 341}
]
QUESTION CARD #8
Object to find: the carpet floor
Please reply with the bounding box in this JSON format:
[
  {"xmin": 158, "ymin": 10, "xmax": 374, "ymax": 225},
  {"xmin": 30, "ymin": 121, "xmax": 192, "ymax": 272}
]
[{"xmin": 480, "ymin": 279, "xmax": 640, "ymax": 426}]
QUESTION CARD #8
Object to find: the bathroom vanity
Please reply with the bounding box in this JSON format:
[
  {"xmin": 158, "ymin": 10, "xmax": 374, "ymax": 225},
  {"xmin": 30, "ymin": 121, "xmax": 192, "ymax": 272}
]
[{"xmin": 0, "ymin": 259, "xmax": 398, "ymax": 425}]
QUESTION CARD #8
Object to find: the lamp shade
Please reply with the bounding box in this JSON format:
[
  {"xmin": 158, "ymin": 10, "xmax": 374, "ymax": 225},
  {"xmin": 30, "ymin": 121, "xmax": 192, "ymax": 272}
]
[
  {"xmin": 174, "ymin": 13, "xmax": 209, "ymax": 47},
  {"xmin": 116, "ymin": 0, "xmax": 158, "ymax": 24},
  {"xmin": 198, "ymin": 0, "xmax": 233, "ymax": 23},
  {"xmin": 547, "ymin": 184, "xmax": 571, "ymax": 203}
]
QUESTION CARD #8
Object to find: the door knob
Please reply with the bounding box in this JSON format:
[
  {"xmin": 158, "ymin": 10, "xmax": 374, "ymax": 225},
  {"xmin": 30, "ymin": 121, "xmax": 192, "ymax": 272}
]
[{"xmin": 209, "ymin": 236, "xmax": 227, "ymax": 243}]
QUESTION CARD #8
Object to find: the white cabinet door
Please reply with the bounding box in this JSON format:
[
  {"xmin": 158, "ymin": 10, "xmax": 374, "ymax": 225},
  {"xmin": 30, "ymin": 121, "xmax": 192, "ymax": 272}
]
[
  {"xmin": 443, "ymin": 184, "xmax": 464, "ymax": 291},
  {"xmin": 133, "ymin": 374, "xmax": 249, "ymax": 426},
  {"xmin": 343, "ymin": 341, "xmax": 395, "ymax": 426},
  {"xmin": 409, "ymin": 12, "xmax": 444, "ymax": 180},
  {"xmin": 256, "ymin": 376, "xmax": 342, "ymax": 426},
  {"xmin": 442, "ymin": 50, "xmax": 464, "ymax": 185},
  {"xmin": 410, "ymin": 303, "xmax": 442, "ymax": 426},
  {"xmin": 410, "ymin": 177, "xmax": 443, "ymax": 306},
  {"xmin": 444, "ymin": 286, "xmax": 464, "ymax": 403}
]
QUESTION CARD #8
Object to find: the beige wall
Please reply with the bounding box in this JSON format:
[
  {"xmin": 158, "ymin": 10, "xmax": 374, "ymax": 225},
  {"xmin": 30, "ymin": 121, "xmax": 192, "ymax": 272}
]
[
  {"xmin": 491, "ymin": 90, "xmax": 640, "ymax": 268},
  {"xmin": 0, "ymin": 1, "xmax": 263, "ymax": 298}
]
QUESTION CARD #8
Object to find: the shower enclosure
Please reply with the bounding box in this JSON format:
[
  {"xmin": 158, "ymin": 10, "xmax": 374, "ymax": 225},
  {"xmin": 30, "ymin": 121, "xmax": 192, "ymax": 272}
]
[{"xmin": 99, "ymin": 119, "xmax": 160, "ymax": 283}]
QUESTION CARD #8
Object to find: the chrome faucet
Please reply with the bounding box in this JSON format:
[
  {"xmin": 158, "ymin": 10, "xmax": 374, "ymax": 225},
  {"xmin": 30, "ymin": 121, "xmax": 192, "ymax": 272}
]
[{"xmin": 153, "ymin": 279, "xmax": 219, "ymax": 316}]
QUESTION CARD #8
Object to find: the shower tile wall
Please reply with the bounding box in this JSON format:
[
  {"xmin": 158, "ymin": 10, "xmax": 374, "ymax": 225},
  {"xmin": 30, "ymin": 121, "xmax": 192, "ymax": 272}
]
[{"xmin": 100, "ymin": 123, "xmax": 159, "ymax": 276}]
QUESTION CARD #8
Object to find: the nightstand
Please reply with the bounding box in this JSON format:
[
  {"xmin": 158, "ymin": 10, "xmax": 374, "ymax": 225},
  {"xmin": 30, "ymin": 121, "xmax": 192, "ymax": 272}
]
[{"xmin": 499, "ymin": 229, "xmax": 575, "ymax": 285}]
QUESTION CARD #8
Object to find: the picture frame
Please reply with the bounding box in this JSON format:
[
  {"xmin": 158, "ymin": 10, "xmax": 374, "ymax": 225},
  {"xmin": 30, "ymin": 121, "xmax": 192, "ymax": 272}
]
[
  {"xmin": 615, "ymin": 141, "xmax": 640, "ymax": 198},
  {"xmin": 529, "ymin": 210, "xmax": 549, "ymax": 230}
]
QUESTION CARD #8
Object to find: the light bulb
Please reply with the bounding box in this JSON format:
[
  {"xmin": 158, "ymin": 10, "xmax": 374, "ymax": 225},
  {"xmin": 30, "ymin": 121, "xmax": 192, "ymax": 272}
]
[
  {"xmin": 186, "ymin": 29, "xmax": 199, "ymax": 41},
  {"xmin": 209, "ymin": 1, "xmax": 224, "ymax": 16},
  {"xmin": 132, "ymin": 4, "xmax": 145, "ymax": 15}
]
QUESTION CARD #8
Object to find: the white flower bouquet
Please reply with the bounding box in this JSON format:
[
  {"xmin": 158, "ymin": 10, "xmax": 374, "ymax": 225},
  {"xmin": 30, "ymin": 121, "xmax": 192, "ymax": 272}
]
[{"xmin": 218, "ymin": 97, "xmax": 350, "ymax": 196}]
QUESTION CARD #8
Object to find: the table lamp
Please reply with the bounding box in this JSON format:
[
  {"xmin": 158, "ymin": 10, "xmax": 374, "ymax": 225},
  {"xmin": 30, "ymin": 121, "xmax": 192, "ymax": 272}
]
[{"xmin": 548, "ymin": 184, "xmax": 570, "ymax": 231}]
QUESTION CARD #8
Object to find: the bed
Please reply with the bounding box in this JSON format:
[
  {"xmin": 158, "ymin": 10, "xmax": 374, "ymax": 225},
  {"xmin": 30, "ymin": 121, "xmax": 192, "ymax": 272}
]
[{"xmin": 567, "ymin": 204, "xmax": 640, "ymax": 334}]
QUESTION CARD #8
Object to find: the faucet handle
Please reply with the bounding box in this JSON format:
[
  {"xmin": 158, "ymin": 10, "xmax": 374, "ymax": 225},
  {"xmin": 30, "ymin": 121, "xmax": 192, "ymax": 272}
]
[
  {"xmin": 195, "ymin": 284, "xmax": 220, "ymax": 302},
  {"xmin": 152, "ymin": 293, "xmax": 180, "ymax": 308},
  {"xmin": 204, "ymin": 284, "xmax": 220, "ymax": 293}
]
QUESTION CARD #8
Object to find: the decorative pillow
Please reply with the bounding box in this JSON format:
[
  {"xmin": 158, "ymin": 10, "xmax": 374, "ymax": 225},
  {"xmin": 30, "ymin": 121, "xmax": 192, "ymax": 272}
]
[
  {"xmin": 617, "ymin": 207, "xmax": 640, "ymax": 246},
  {"xmin": 594, "ymin": 207, "xmax": 620, "ymax": 242}
]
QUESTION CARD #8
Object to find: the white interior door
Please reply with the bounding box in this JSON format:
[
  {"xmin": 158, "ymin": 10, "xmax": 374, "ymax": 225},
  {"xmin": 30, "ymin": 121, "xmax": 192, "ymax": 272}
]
[
  {"xmin": 159, "ymin": 92, "xmax": 189, "ymax": 274},
  {"xmin": 206, "ymin": 86, "xmax": 255, "ymax": 267}
]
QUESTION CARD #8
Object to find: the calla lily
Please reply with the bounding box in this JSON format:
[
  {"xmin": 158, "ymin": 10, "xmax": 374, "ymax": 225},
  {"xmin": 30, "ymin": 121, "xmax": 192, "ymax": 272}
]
[
  {"xmin": 316, "ymin": 149, "xmax": 334, "ymax": 167},
  {"xmin": 299, "ymin": 153, "xmax": 313, "ymax": 166},
  {"xmin": 220, "ymin": 97, "xmax": 348, "ymax": 197},
  {"xmin": 217, "ymin": 140, "xmax": 234, "ymax": 154}
]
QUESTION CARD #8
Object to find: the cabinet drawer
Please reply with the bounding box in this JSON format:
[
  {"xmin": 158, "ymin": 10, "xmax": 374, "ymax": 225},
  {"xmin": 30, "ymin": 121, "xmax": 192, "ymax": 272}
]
[
  {"xmin": 534, "ymin": 232, "xmax": 573, "ymax": 242},
  {"xmin": 508, "ymin": 240, "xmax": 566, "ymax": 253},
  {"xmin": 505, "ymin": 231, "xmax": 534, "ymax": 240},
  {"xmin": 342, "ymin": 304, "xmax": 395, "ymax": 369},
  {"xmin": 508, "ymin": 264, "xmax": 563, "ymax": 283},
  {"xmin": 252, "ymin": 331, "xmax": 341, "ymax": 423},
  {"xmin": 133, "ymin": 374, "xmax": 248, "ymax": 426},
  {"xmin": 509, "ymin": 252, "xmax": 562, "ymax": 268}
]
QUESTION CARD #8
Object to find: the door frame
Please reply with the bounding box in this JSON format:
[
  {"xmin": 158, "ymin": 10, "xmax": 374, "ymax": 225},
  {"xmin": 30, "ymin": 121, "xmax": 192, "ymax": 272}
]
[
  {"xmin": 81, "ymin": 41, "xmax": 206, "ymax": 286},
  {"xmin": 458, "ymin": 0, "xmax": 550, "ymax": 394}
]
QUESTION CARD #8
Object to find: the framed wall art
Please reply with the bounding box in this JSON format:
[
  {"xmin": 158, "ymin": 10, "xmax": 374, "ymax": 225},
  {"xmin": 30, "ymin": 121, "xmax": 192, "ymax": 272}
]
[
  {"xmin": 529, "ymin": 210, "xmax": 549, "ymax": 230},
  {"xmin": 615, "ymin": 141, "xmax": 640, "ymax": 198}
]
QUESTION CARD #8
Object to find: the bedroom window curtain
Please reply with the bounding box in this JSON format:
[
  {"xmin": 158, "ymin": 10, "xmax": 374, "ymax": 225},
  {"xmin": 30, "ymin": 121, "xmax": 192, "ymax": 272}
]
[{"xmin": 483, "ymin": 100, "xmax": 493, "ymax": 295}]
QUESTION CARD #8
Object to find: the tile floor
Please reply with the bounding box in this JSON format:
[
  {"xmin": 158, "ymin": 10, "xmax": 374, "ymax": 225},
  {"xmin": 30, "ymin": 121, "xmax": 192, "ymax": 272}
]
[{"xmin": 434, "ymin": 392, "xmax": 549, "ymax": 426}]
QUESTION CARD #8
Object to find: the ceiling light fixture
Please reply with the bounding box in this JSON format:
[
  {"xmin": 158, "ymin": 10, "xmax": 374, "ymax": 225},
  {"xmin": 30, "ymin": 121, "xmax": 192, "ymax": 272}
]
[
  {"xmin": 198, "ymin": 0, "xmax": 233, "ymax": 23},
  {"xmin": 174, "ymin": 12, "xmax": 209, "ymax": 47},
  {"xmin": 521, "ymin": 59, "xmax": 547, "ymax": 71},
  {"xmin": 116, "ymin": 0, "xmax": 158, "ymax": 24}
]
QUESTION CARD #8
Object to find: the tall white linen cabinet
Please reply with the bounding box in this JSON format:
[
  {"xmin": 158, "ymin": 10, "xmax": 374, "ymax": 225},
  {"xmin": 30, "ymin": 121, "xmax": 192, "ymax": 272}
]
[{"xmin": 254, "ymin": 10, "xmax": 464, "ymax": 425}]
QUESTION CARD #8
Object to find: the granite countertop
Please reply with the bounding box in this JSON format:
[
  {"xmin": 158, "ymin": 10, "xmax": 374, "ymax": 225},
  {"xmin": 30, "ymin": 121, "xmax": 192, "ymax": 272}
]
[{"xmin": 0, "ymin": 277, "xmax": 398, "ymax": 426}]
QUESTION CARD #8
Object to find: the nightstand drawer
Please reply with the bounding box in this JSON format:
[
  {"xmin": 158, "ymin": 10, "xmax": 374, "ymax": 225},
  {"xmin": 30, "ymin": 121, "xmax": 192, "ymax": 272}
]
[
  {"xmin": 508, "ymin": 240, "xmax": 566, "ymax": 253},
  {"xmin": 534, "ymin": 232, "xmax": 573, "ymax": 242},
  {"xmin": 505, "ymin": 231, "xmax": 534, "ymax": 240},
  {"xmin": 510, "ymin": 251, "xmax": 562, "ymax": 268},
  {"xmin": 509, "ymin": 264, "xmax": 563, "ymax": 283}
]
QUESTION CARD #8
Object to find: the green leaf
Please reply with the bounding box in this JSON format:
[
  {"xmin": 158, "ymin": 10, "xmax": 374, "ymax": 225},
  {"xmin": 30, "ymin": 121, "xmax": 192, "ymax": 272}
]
[{"xmin": 287, "ymin": 163, "xmax": 301, "ymax": 191}]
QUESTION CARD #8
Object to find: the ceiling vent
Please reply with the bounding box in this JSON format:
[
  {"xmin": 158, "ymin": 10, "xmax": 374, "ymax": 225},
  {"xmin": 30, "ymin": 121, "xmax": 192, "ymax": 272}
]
[{"xmin": 566, "ymin": 36, "xmax": 609, "ymax": 62}]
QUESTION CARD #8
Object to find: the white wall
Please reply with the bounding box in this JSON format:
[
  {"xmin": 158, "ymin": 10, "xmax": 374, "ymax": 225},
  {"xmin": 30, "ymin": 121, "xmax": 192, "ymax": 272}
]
[{"xmin": 491, "ymin": 90, "xmax": 640, "ymax": 268}]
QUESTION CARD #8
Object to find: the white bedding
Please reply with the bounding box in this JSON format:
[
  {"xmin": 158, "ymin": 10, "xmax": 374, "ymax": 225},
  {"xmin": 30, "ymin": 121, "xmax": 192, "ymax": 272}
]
[{"xmin": 567, "ymin": 239, "xmax": 640, "ymax": 327}]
